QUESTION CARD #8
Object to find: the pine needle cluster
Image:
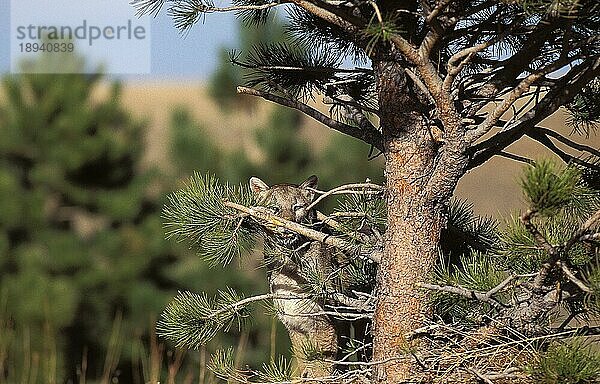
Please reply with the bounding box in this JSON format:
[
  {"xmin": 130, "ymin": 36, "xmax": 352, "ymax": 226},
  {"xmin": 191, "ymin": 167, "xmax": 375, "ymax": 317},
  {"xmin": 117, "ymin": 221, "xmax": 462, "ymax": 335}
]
[
  {"xmin": 157, "ymin": 288, "xmax": 252, "ymax": 350},
  {"xmin": 524, "ymin": 340, "xmax": 600, "ymax": 384},
  {"xmin": 162, "ymin": 173, "xmax": 257, "ymax": 267},
  {"xmin": 208, "ymin": 347, "xmax": 294, "ymax": 383}
]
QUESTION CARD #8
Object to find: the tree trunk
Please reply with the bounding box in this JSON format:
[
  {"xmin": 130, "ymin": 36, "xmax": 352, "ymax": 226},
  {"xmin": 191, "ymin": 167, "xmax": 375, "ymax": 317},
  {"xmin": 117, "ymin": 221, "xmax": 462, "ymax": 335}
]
[{"xmin": 371, "ymin": 61, "xmax": 464, "ymax": 382}]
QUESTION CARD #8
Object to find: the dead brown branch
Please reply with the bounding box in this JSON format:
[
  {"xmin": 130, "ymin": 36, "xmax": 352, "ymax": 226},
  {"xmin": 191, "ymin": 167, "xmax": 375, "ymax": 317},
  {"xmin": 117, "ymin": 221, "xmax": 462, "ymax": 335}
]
[{"xmin": 223, "ymin": 201, "xmax": 382, "ymax": 263}]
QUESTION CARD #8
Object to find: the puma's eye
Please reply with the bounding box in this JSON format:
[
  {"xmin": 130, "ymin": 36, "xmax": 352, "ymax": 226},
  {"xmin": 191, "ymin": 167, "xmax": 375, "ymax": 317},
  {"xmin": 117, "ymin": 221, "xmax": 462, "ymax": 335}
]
[
  {"xmin": 292, "ymin": 203, "xmax": 304, "ymax": 212},
  {"xmin": 270, "ymin": 206, "xmax": 282, "ymax": 215}
]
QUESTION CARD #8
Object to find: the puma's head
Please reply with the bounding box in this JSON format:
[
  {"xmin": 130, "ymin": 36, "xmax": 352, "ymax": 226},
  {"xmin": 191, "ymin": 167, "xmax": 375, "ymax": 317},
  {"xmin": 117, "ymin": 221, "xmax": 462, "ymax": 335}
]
[{"xmin": 249, "ymin": 175, "xmax": 318, "ymax": 224}]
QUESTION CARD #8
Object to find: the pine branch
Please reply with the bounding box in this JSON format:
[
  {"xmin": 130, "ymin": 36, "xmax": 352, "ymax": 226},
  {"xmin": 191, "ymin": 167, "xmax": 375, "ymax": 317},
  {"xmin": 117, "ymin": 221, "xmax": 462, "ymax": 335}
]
[
  {"xmin": 566, "ymin": 77, "xmax": 600, "ymax": 135},
  {"xmin": 550, "ymin": 326, "xmax": 600, "ymax": 336},
  {"xmin": 485, "ymin": 14, "xmax": 562, "ymax": 93},
  {"xmin": 536, "ymin": 127, "xmax": 600, "ymax": 159},
  {"xmin": 467, "ymin": 55, "xmax": 585, "ymax": 143},
  {"xmin": 159, "ymin": 289, "xmax": 331, "ymax": 350},
  {"xmin": 242, "ymin": 64, "xmax": 365, "ymax": 74},
  {"xmin": 287, "ymin": 7, "xmax": 365, "ymax": 60},
  {"xmin": 330, "ymin": 292, "xmax": 373, "ymax": 312},
  {"xmin": 467, "ymin": 57, "xmax": 600, "ymax": 169},
  {"xmin": 526, "ymin": 130, "xmax": 600, "ymax": 172},
  {"xmin": 424, "ymin": 0, "xmax": 454, "ymax": 23},
  {"xmin": 305, "ymin": 182, "xmax": 383, "ymax": 212},
  {"xmin": 564, "ymin": 208, "xmax": 600, "ymax": 250},
  {"xmin": 236, "ymin": 86, "xmax": 384, "ymax": 150},
  {"xmin": 443, "ymin": 20, "xmax": 522, "ymax": 92},
  {"xmin": 289, "ymin": 0, "xmax": 362, "ymax": 34},
  {"xmin": 520, "ymin": 209, "xmax": 556, "ymax": 255},
  {"xmin": 323, "ymin": 95, "xmax": 379, "ymax": 132},
  {"xmin": 234, "ymin": 43, "xmax": 353, "ymax": 98},
  {"xmin": 443, "ymin": 199, "xmax": 499, "ymax": 257},
  {"xmin": 205, "ymin": 292, "xmax": 280, "ymax": 320},
  {"xmin": 199, "ymin": 1, "xmax": 281, "ymax": 13},
  {"xmin": 162, "ymin": 173, "xmax": 257, "ymax": 267},
  {"xmin": 316, "ymin": 211, "xmax": 373, "ymax": 245},
  {"xmin": 497, "ymin": 151, "xmax": 535, "ymax": 165},
  {"xmin": 223, "ymin": 200, "xmax": 382, "ymax": 263},
  {"xmin": 323, "ymin": 94, "xmax": 379, "ymax": 115},
  {"xmin": 558, "ymin": 261, "xmax": 593, "ymax": 293}
]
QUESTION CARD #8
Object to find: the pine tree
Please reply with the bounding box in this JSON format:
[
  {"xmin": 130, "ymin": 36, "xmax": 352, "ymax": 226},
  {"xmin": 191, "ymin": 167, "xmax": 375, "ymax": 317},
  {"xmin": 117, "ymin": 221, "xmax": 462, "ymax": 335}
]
[
  {"xmin": 0, "ymin": 66, "xmax": 208, "ymax": 381},
  {"xmin": 137, "ymin": 0, "xmax": 600, "ymax": 381}
]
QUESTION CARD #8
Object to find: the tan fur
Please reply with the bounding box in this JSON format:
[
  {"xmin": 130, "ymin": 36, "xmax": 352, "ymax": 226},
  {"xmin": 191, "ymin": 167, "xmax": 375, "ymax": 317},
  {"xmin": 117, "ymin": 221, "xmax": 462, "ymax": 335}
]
[{"xmin": 250, "ymin": 176, "xmax": 338, "ymax": 379}]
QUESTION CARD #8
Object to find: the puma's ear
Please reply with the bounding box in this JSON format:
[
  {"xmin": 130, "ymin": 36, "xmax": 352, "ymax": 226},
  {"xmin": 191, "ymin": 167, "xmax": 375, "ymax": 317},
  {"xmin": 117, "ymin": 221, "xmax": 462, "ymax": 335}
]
[
  {"xmin": 300, "ymin": 175, "xmax": 318, "ymax": 190},
  {"xmin": 249, "ymin": 177, "xmax": 269, "ymax": 193}
]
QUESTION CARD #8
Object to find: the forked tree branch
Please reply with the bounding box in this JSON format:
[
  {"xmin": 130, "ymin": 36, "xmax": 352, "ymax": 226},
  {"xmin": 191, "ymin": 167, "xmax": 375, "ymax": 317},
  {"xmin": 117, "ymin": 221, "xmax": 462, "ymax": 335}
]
[
  {"xmin": 425, "ymin": 0, "xmax": 454, "ymax": 23},
  {"xmin": 536, "ymin": 127, "xmax": 600, "ymax": 159},
  {"xmin": 443, "ymin": 20, "xmax": 521, "ymax": 92},
  {"xmin": 564, "ymin": 208, "xmax": 600, "ymax": 250},
  {"xmin": 467, "ymin": 55, "xmax": 584, "ymax": 143},
  {"xmin": 526, "ymin": 130, "xmax": 600, "ymax": 172},
  {"xmin": 521, "ymin": 209, "xmax": 556, "ymax": 255},
  {"xmin": 558, "ymin": 262, "xmax": 593, "ymax": 293},
  {"xmin": 487, "ymin": 16, "xmax": 562, "ymax": 92},
  {"xmin": 305, "ymin": 182, "xmax": 383, "ymax": 212},
  {"xmin": 467, "ymin": 57, "xmax": 600, "ymax": 169}
]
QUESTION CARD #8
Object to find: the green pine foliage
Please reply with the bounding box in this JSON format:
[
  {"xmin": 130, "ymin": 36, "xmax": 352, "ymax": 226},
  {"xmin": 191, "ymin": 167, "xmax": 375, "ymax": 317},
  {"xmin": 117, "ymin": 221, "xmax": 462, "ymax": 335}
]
[
  {"xmin": 502, "ymin": 161, "xmax": 600, "ymax": 272},
  {"xmin": 163, "ymin": 173, "xmax": 257, "ymax": 267},
  {"xmin": 583, "ymin": 262, "xmax": 600, "ymax": 314},
  {"xmin": 524, "ymin": 341, "xmax": 600, "ymax": 384},
  {"xmin": 520, "ymin": 159, "xmax": 582, "ymax": 215},
  {"xmin": 207, "ymin": 346, "xmax": 295, "ymax": 383},
  {"xmin": 157, "ymin": 288, "xmax": 251, "ymax": 349},
  {"xmin": 257, "ymin": 356, "xmax": 294, "ymax": 382},
  {"xmin": 208, "ymin": 347, "xmax": 240, "ymax": 381},
  {"xmin": 567, "ymin": 78, "xmax": 600, "ymax": 136},
  {"xmin": 433, "ymin": 252, "xmax": 508, "ymax": 322},
  {"xmin": 442, "ymin": 199, "xmax": 499, "ymax": 259},
  {"xmin": 433, "ymin": 160, "xmax": 600, "ymax": 327}
]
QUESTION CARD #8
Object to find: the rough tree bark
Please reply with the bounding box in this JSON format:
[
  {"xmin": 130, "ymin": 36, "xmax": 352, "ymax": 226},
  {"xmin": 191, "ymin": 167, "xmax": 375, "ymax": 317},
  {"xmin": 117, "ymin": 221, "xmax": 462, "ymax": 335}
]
[{"xmin": 371, "ymin": 61, "xmax": 468, "ymax": 382}]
